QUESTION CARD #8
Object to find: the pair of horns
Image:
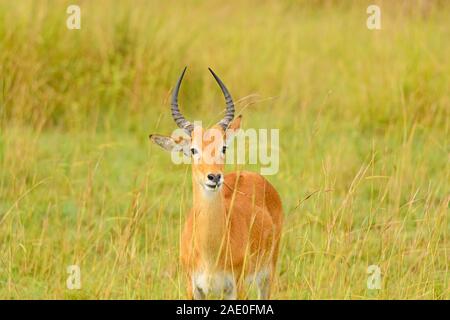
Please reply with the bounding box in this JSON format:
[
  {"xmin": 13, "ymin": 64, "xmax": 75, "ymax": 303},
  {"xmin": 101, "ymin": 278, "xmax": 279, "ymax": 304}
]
[{"xmin": 171, "ymin": 67, "xmax": 235, "ymax": 134}]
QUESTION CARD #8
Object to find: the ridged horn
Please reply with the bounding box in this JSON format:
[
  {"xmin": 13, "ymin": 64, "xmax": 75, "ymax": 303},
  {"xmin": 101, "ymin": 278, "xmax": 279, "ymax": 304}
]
[
  {"xmin": 208, "ymin": 68, "xmax": 235, "ymax": 130},
  {"xmin": 171, "ymin": 67, "xmax": 194, "ymax": 134}
]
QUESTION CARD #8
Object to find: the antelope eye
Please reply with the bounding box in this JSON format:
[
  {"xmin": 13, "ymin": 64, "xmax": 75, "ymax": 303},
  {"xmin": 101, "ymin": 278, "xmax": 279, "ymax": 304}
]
[
  {"xmin": 190, "ymin": 148, "xmax": 198, "ymax": 155},
  {"xmin": 222, "ymin": 146, "xmax": 227, "ymax": 154}
]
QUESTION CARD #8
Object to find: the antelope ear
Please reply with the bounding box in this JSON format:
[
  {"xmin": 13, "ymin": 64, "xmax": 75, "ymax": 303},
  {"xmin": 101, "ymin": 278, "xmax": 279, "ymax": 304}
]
[
  {"xmin": 149, "ymin": 134, "xmax": 191, "ymax": 156},
  {"xmin": 225, "ymin": 115, "xmax": 242, "ymax": 144}
]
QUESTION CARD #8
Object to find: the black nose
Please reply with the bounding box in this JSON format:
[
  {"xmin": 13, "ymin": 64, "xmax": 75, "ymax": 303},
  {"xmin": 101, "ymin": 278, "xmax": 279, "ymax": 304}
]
[{"xmin": 207, "ymin": 173, "xmax": 222, "ymax": 183}]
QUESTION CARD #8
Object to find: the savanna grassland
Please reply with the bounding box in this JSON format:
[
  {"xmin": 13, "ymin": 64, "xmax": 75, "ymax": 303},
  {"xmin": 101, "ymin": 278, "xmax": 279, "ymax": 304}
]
[{"xmin": 0, "ymin": 0, "xmax": 448, "ymax": 299}]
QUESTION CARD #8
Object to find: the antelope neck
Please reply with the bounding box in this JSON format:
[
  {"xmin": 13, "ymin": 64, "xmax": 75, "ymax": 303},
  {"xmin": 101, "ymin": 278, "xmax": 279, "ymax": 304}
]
[{"xmin": 192, "ymin": 182, "xmax": 227, "ymax": 264}]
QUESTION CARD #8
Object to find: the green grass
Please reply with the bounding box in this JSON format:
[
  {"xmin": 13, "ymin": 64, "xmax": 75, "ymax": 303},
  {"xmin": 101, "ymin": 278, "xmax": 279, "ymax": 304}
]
[{"xmin": 0, "ymin": 0, "xmax": 448, "ymax": 299}]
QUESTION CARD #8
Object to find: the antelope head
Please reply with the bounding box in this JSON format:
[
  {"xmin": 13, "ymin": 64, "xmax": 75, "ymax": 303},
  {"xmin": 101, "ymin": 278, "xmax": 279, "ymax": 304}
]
[{"xmin": 149, "ymin": 67, "xmax": 241, "ymax": 193}]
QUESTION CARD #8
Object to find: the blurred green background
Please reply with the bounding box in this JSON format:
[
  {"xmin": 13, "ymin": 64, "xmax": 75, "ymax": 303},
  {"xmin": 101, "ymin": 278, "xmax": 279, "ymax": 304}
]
[{"xmin": 0, "ymin": 0, "xmax": 448, "ymax": 299}]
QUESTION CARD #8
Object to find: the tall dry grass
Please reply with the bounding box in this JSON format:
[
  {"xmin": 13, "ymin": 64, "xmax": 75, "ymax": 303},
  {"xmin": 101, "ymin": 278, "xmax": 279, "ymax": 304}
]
[{"xmin": 0, "ymin": 0, "xmax": 448, "ymax": 299}]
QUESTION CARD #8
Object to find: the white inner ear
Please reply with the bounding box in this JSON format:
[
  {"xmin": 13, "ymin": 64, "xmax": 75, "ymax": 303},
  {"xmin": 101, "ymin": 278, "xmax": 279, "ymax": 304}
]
[{"xmin": 151, "ymin": 134, "xmax": 191, "ymax": 155}]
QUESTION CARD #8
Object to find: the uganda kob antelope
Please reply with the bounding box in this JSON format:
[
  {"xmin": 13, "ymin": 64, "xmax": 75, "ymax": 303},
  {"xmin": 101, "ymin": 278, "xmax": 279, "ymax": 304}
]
[{"xmin": 150, "ymin": 67, "xmax": 283, "ymax": 299}]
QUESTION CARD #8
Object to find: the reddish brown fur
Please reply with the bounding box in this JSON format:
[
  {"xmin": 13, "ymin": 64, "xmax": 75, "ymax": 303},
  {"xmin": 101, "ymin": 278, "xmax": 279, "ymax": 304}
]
[
  {"xmin": 179, "ymin": 121, "xmax": 283, "ymax": 299},
  {"xmin": 181, "ymin": 171, "xmax": 283, "ymax": 298},
  {"xmin": 151, "ymin": 117, "xmax": 283, "ymax": 299}
]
